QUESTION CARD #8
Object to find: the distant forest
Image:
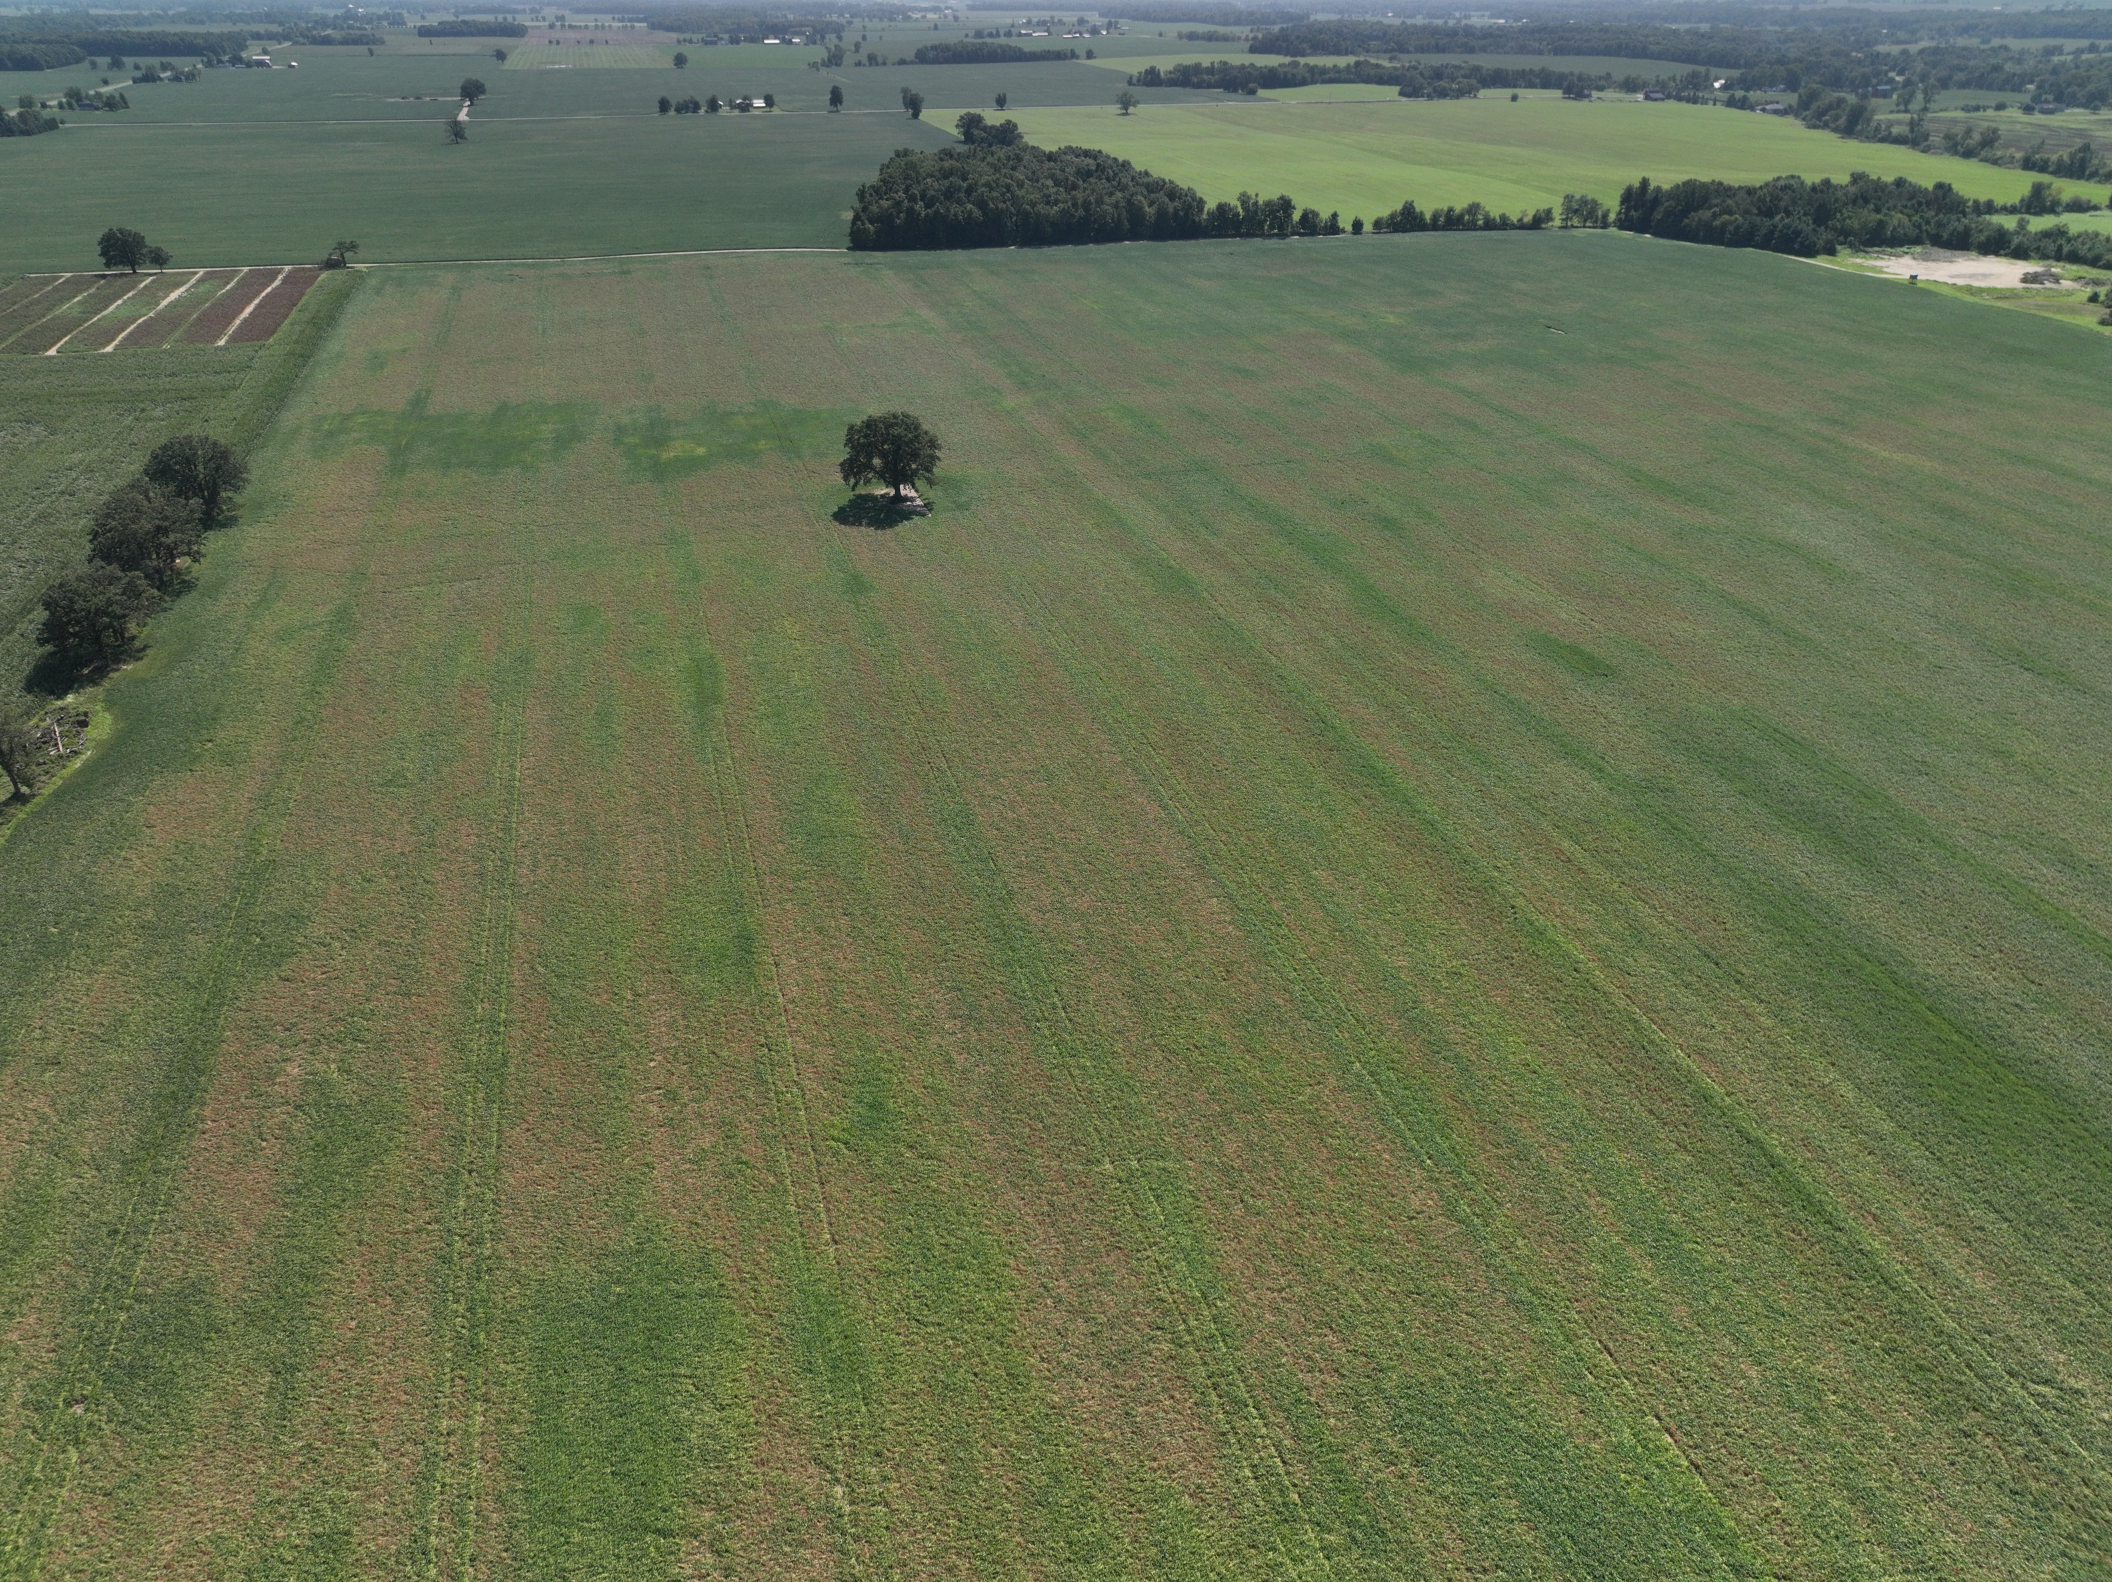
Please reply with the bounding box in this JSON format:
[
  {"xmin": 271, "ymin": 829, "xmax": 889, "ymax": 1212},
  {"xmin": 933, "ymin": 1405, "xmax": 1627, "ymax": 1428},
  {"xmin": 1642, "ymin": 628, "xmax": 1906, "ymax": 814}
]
[
  {"xmin": 1618, "ymin": 171, "xmax": 2112, "ymax": 268},
  {"xmin": 913, "ymin": 40, "xmax": 1079, "ymax": 65}
]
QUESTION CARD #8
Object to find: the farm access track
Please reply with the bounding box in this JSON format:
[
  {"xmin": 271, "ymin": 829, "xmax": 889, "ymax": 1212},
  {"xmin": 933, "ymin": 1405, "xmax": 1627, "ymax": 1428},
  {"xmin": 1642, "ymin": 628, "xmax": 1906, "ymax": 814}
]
[{"xmin": 0, "ymin": 266, "xmax": 321, "ymax": 355}]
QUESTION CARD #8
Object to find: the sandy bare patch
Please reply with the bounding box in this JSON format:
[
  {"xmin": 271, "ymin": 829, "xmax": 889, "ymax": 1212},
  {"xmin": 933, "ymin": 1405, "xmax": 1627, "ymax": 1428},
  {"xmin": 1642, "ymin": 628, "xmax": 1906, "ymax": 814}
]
[{"xmin": 1865, "ymin": 250, "xmax": 2077, "ymax": 288}]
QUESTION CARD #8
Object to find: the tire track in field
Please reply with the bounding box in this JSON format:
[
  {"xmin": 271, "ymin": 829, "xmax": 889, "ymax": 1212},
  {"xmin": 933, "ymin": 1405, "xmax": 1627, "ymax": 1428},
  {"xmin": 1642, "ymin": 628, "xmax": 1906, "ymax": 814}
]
[
  {"xmin": 1006, "ymin": 483, "xmax": 2110, "ymax": 1564},
  {"xmin": 0, "ymin": 581, "xmax": 365, "ymax": 1582},
  {"xmin": 989, "ymin": 554, "xmax": 1770, "ymax": 1567},
  {"xmin": 819, "ymin": 545, "xmax": 1336, "ymax": 1582},
  {"xmin": 658, "ymin": 531, "xmax": 883, "ymax": 1578},
  {"xmin": 407, "ymin": 635, "xmax": 534, "ymax": 1582},
  {"xmin": 1101, "ymin": 461, "xmax": 2112, "ymax": 1534}
]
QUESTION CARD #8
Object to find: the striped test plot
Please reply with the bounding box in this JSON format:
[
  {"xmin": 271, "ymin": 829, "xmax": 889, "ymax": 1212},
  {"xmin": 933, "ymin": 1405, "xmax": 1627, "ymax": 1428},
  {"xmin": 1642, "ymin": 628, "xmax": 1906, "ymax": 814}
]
[{"xmin": 0, "ymin": 266, "xmax": 323, "ymax": 353}]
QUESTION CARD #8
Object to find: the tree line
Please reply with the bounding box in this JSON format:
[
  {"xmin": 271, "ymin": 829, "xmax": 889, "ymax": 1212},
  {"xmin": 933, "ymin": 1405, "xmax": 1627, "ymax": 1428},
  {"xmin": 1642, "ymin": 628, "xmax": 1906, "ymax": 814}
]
[
  {"xmin": 847, "ymin": 135, "xmax": 1546, "ymax": 250},
  {"xmin": 1615, "ymin": 170, "xmax": 2112, "ymax": 268},
  {"xmin": 1371, "ymin": 199, "xmax": 1555, "ymax": 233},
  {"xmin": 2, "ymin": 434, "xmax": 247, "ymax": 799},
  {"xmin": 415, "ymin": 20, "xmax": 527, "ymax": 37},
  {"xmin": 912, "ymin": 40, "xmax": 1079, "ymax": 64},
  {"xmin": 1129, "ymin": 57, "xmax": 1619, "ymax": 98},
  {"xmin": 2, "ymin": 104, "xmax": 61, "ymax": 135},
  {"xmin": 0, "ymin": 24, "xmax": 244, "ymax": 70},
  {"xmin": 849, "ymin": 143, "xmax": 1211, "ymax": 249}
]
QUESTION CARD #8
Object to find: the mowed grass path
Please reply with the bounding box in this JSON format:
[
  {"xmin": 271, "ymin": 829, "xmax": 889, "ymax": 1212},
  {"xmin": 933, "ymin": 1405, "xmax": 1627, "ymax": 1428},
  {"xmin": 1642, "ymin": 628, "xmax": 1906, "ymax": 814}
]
[
  {"xmin": 1005, "ymin": 95, "xmax": 2050, "ymax": 217},
  {"xmin": 0, "ymin": 236, "xmax": 2107, "ymax": 1578}
]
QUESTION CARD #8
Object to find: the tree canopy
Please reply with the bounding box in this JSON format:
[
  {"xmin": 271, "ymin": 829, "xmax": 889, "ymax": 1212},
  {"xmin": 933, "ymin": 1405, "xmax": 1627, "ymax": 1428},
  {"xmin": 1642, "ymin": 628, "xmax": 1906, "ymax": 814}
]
[
  {"xmin": 840, "ymin": 412, "xmax": 941, "ymax": 501},
  {"xmin": 89, "ymin": 478, "xmax": 203, "ymax": 591},
  {"xmin": 913, "ymin": 40, "xmax": 1076, "ymax": 64},
  {"xmin": 1615, "ymin": 171, "xmax": 2112, "ymax": 266},
  {"xmin": 143, "ymin": 433, "xmax": 247, "ymax": 527},
  {"xmin": 954, "ymin": 110, "xmax": 1022, "ymax": 146},
  {"xmin": 460, "ymin": 77, "xmax": 488, "ymax": 103},
  {"xmin": 38, "ymin": 566, "xmax": 158, "ymax": 663},
  {"xmin": 97, "ymin": 225, "xmax": 149, "ymax": 273},
  {"xmin": 849, "ymin": 143, "xmax": 1207, "ymax": 249}
]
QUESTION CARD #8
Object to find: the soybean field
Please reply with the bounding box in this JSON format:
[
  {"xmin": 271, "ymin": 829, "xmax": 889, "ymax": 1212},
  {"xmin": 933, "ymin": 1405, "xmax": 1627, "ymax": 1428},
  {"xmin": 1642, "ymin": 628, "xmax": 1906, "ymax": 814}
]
[{"xmin": 0, "ymin": 233, "xmax": 2105, "ymax": 1579}]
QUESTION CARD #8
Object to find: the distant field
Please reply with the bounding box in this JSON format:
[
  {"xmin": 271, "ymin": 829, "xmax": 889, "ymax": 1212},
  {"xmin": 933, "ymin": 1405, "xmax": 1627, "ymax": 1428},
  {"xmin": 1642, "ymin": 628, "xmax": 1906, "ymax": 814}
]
[
  {"xmin": 0, "ymin": 114, "xmax": 943, "ymax": 272},
  {"xmin": 0, "ymin": 235, "xmax": 2105, "ymax": 1577},
  {"xmin": 1005, "ymin": 96, "xmax": 2054, "ymax": 218},
  {"xmin": 503, "ymin": 42, "xmax": 664, "ymax": 68},
  {"xmin": 29, "ymin": 49, "xmax": 1210, "ymax": 124}
]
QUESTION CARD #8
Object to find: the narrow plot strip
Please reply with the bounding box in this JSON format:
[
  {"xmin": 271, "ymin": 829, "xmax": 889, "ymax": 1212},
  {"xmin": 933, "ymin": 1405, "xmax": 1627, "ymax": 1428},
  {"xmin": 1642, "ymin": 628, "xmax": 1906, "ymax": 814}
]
[
  {"xmin": 101, "ymin": 270, "xmax": 205, "ymax": 352},
  {"xmin": 42, "ymin": 273, "xmax": 157, "ymax": 356},
  {"xmin": 216, "ymin": 266, "xmax": 293, "ymax": 347}
]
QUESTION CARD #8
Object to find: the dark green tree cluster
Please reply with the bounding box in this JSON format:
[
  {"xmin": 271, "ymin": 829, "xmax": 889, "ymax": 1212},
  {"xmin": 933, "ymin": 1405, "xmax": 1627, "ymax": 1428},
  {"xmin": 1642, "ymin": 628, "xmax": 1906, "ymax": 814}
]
[
  {"xmin": 1614, "ymin": 170, "xmax": 2112, "ymax": 263},
  {"xmin": 912, "ymin": 40, "xmax": 1077, "ymax": 64},
  {"xmin": 663, "ymin": 94, "xmax": 705, "ymax": 112},
  {"xmin": 1251, "ymin": 19, "xmax": 1783, "ymax": 71},
  {"xmin": 849, "ymin": 143, "xmax": 1208, "ymax": 249},
  {"xmin": 1200, "ymin": 192, "xmax": 1347, "ymax": 236},
  {"xmin": 0, "ymin": 24, "xmax": 242, "ymax": 70},
  {"xmin": 840, "ymin": 412, "xmax": 941, "ymax": 501},
  {"xmin": 35, "ymin": 434, "xmax": 246, "ymax": 671},
  {"xmin": 1129, "ymin": 57, "xmax": 1610, "ymax": 98},
  {"xmin": 954, "ymin": 110, "xmax": 1023, "ymax": 145},
  {"xmin": 97, "ymin": 226, "xmax": 170, "ymax": 273},
  {"xmin": 1559, "ymin": 193, "xmax": 1611, "ymax": 228},
  {"xmin": 416, "ymin": 20, "xmax": 526, "ymax": 37},
  {"xmin": 2, "ymin": 105, "xmax": 61, "ymax": 136},
  {"xmin": 1371, "ymin": 199, "xmax": 1554, "ymax": 233}
]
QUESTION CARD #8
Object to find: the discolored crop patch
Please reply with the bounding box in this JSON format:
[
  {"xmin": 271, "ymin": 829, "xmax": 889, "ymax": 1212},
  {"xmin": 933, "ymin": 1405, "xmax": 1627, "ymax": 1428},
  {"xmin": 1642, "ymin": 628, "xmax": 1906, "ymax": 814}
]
[
  {"xmin": 309, "ymin": 393, "xmax": 597, "ymax": 472},
  {"xmin": 608, "ymin": 400, "xmax": 850, "ymax": 483}
]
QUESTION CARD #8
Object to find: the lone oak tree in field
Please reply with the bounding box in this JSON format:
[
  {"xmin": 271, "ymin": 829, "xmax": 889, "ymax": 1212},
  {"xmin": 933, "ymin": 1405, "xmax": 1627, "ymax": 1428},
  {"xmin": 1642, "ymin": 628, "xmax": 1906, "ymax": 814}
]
[
  {"xmin": 144, "ymin": 433, "xmax": 247, "ymax": 527},
  {"xmin": 97, "ymin": 226, "xmax": 149, "ymax": 273},
  {"xmin": 460, "ymin": 76, "xmax": 488, "ymax": 103},
  {"xmin": 840, "ymin": 412, "xmax": 941, "ymax": 501}
]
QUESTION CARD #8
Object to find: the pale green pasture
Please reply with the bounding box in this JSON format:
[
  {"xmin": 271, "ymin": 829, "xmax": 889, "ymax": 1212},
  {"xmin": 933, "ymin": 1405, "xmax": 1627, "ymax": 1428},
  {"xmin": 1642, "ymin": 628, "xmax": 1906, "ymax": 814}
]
[
  {"xmin": 1004, "ymin": 95, "xmax": 2050, "ymax": 217},
  {"xmin": 502, "ymin": 43, "xmax": 667, "ymax": 69}
]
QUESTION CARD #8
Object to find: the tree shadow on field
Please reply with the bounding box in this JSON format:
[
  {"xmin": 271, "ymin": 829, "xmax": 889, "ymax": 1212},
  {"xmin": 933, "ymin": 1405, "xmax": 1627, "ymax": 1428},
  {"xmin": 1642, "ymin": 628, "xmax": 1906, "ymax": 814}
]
[{"xmin": 832, "ymin": 493, "xmax": 928, "ymax": 531}]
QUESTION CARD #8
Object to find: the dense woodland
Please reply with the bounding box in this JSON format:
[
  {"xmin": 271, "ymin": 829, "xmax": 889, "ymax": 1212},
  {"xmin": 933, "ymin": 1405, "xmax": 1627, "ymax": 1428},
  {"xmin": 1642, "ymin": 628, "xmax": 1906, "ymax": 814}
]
[
  {"xmin": 1130, "ymin": 57, "xmax": 1610, "ymax": 97},
  {"xmin": 0, "ymin": 25, "xmax": 243, "ymax": 70},
  {"xmin": 1617, "ymin": 170, "xmax": 2112, "ymax": 267},
  {"xmin": 913, "ymin": 40, "xmax": 1079, "ymax": 64},
  {"xmin": 849, "ymin": 144, "xmax": 1209, "ymax": 248}
]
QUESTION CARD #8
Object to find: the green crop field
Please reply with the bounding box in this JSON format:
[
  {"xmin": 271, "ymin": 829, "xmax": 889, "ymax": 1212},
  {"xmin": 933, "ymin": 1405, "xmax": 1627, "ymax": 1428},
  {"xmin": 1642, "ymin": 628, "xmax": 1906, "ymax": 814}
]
[
  {"xmin": 6, "ymin": 32, "xmax": 2070, "ymax": 275},
  {"xmin": 1004, "ymin": 96, "xmax": 2053, "ymax": 220},
  {"xmin": 0, "ymin": 234, "xmax": 2105, "ymax": 1578}
]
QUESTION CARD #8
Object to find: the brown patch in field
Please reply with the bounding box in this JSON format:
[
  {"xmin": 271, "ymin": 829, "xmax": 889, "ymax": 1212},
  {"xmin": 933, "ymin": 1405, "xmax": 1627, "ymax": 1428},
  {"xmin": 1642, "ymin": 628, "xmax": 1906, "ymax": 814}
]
[
  {"xmin": 226, "ymin": 266, "xmax": 321, "ymax": 344},
  {"xmin": 108, "ymin": 268, "xmax": 242, "ymax": 350},
  {"xmin": 179, "ymin": 268, "xmax": 270, "ymax": 344},
  {"xmin": 0, "ymin": 273, "xmax": 81, "ymax": 349},
  {"xmin": 9, "ymin": 274, "xmax": 139, "ymax": 354}
]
